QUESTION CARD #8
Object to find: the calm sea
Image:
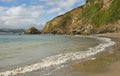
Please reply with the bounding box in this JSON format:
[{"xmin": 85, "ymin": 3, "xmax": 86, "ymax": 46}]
[{"xmin": 0, "ymin": 34, "xmax": 115, "ymax": 76}]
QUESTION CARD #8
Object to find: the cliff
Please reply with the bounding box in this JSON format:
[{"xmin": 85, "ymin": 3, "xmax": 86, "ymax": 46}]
[{"xmin": 42, "ymin": 0, "xmax": 120, "ymax": 35}]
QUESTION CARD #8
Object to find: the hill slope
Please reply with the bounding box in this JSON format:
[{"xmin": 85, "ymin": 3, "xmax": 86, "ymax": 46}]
[{"xmin": 42, "ymin": 0, "xmax": 120, "ymax": 35}]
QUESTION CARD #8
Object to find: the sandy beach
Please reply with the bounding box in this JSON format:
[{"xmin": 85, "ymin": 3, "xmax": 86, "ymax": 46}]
[
  {"xmin": 72, "ymin": 33, "xmax": 120, "ymax": 76},
  {"xmin": 36, "ymin": 33, "xmax": 120, "ymax": 76}
]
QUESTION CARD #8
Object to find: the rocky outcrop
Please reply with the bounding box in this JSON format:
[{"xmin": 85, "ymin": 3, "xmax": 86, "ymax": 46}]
[
  {"xmin": 25, "ymin": 27, "xmax": 40, "ymax": 34},
  {"xmin": 42, "ymin": 0, "xmax": 120, "ymax": 35}
]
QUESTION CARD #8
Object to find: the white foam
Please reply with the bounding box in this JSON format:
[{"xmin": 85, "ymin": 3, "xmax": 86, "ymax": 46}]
[{"xmin": 0, "ymin": 36, "xmax": 116, "ymax": 76}]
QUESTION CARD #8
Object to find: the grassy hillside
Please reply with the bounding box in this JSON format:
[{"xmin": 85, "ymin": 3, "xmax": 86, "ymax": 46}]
[
  {"xmin": 42, "ymin": 0, "xmax": 120, "ymax": 35},
  {"xmin": 82, "ymin": 0, "xmax": 120, "ymax": 26}
]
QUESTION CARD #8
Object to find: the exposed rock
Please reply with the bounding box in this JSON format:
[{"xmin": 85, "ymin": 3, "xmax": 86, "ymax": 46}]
[{"xmin": 25, "ymin": 27, "xmax": 40, "ymax": 34}]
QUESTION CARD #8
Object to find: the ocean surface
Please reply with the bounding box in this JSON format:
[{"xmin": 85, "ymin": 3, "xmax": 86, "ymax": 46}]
[{"xmin": 0, "ymin": 34, "xmax": 115, "ymax": 76}]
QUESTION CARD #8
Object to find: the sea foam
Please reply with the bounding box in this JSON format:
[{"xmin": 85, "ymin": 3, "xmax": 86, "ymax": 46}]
[{"xmin": 0, "ymin": 36, "xmax": 115, "ymax": 76}]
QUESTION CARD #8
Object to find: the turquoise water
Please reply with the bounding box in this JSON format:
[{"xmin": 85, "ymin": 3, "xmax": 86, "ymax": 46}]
[{"xmin": 0, "ymin": 34, "xmax": 101, "ymax": 75}]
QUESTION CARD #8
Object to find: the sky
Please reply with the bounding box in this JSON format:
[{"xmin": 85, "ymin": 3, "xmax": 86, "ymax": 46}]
[{"xmin": 0, "ymin": 0, "xmax": 86, "ymax": 29}]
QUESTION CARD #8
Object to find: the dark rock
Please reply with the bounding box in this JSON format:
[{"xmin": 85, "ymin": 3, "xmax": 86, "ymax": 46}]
[{"xmin": 25, "ymin": 27, "xmax": 40, "ymax": 34}]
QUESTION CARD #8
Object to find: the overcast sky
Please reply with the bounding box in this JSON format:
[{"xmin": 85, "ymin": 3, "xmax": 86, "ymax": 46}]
[{"xmin": 0, "ymin": 0, "xmax": 86, "ymax": 29}]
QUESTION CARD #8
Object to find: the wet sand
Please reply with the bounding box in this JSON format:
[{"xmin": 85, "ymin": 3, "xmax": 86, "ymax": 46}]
[
  {"xmin": 72, "ymin": 33, "xmax": 120, "ymax": 76},
  {"xmin": 38, "ymin": 33, "xmax": 120, "ymax": 76}
]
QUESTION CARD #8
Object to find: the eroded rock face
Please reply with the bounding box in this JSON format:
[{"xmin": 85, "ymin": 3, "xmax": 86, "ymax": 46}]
[
  {"xmin": 25, "ymin": 27, "xmax": 40, "ymax": 34},
  {"xmin": 42, "ymin": 0, "xmax": 120, "ymax": 35}
]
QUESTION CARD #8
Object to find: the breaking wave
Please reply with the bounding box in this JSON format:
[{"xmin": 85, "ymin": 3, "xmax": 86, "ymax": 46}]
[{"xmin": 0, "ymin": 36, "xmax": 115, "ymax": 76}]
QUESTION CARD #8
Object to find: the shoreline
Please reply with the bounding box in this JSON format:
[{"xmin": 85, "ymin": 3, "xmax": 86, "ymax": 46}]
[
  {"xmin": 0, "ymin": 34, "xmax": 115, "ymax": 76},
  {"xmin": 0, "ymin": 33, "xmax": 119, "ymax": 76},
  {"xmin": 72, "ymin": 32, "xmax": 120, "ymax": 76}
]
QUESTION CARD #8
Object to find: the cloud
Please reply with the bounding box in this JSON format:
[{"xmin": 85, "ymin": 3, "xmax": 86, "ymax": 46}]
[
  {"xmin": 0, "ymin": 0, "xmax": 86, "ymax": 29},
  {"xmin": 47, "ymin": 8, "xmax": 61, "ymax": 14},
  {"xmin": 30, "ymin": 0, "xmax": 86, "ymax": 11},
  {"xmin": 0, "ymin": 5, "xmax": 45, "ymax": 29},
  {"xmin": 43, "ymin": 0, "xmax": 86, "ymax": 15},
  {"xmin": 58, "ymin": 0, "xmax": 77, "ymax": 9}
]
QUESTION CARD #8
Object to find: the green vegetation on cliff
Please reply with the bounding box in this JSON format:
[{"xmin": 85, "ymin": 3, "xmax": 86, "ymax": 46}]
[
  {"xmin": 82, "ymin": 0, "xmax": 120, "ymax": 26},
  {"xmin": 42, "ymin": 0, "xmax": 120, "ymax": 35}
]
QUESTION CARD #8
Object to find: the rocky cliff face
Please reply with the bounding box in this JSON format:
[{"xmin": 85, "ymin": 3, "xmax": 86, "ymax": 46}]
[{"xmin": 42, "ymin": 0, "xmax": 120, "ymax": 35}]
